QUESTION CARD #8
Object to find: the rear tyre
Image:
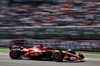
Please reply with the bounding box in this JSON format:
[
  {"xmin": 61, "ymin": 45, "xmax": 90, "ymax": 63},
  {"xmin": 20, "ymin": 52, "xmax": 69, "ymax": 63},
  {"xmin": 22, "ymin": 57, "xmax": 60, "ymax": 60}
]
[
  {"xmin": 9, "ymin": 50, "xmax": 21, "ymax": 59},
  {"xmin": 52, "ymin": 51, "xmax": 64, "ymax": 62}
]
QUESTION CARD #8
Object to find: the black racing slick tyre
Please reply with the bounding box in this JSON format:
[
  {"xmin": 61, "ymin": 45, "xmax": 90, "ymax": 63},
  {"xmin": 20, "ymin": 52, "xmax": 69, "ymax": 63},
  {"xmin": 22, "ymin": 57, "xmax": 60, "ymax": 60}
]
[
  {"xmin": 9, "ymin": 50, "xmax": 21, "ymax": 59},
  {"xmin": 78, "ymin": 53, "xmax": 84, "ymax": 59},
  {"xmin": 52, "ymin": 51, "xmax": 64, "ymax": 62}
]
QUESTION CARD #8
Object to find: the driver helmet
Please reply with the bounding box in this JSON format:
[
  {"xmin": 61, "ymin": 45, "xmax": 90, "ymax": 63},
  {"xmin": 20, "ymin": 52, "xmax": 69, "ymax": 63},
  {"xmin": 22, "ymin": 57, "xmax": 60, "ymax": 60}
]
[{"xmin": 68, "ymin": 49, "xmax": 73, "ymax": 52}]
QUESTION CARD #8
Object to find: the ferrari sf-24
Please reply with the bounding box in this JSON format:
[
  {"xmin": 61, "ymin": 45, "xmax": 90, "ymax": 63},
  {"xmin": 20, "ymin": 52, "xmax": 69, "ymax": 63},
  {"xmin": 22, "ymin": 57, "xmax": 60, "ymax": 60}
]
[{"xmin": 9, "ymin": 45, "xmax": 84, "ymax": 62}]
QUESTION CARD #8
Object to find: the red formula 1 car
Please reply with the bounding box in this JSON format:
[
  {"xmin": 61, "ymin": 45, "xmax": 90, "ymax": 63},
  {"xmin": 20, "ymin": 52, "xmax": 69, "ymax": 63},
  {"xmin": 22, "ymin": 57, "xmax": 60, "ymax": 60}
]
[{"xmin": 9, "ymin": 45, "xmax": 84, "ymax": 62}]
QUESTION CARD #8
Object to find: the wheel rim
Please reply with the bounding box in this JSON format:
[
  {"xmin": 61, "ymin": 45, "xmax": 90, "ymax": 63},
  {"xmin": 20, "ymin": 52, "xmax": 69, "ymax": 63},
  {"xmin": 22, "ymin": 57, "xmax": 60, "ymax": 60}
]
[
  {"xmin": 10, "ymin": 51, "xmax": 15, "ymax": 57},
  {"xmin": 54, "ymin": 53, "xmax": 60, "ymax": 60}
]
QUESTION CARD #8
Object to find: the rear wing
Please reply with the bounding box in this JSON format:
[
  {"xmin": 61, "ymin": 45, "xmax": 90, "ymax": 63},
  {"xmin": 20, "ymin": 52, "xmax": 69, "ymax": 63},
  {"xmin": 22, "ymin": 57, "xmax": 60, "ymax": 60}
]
[{"xmin": 9, "ymin": 45, "xmax": 23, "ymax": 50}]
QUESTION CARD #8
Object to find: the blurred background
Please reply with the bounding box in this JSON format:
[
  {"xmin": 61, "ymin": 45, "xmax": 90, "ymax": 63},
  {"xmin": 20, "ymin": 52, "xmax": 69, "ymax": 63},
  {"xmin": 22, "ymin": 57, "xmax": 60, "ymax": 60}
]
[
  {"xmin": 0, "ymin": 0, "xmax": 100, "ymax": 26},
  {"xmin": 0, "ymin": 26, "xmax": 100, "ymax": 40},
  {"xmin": 0, "ymin": 27, "xmax": 100, "ymax": 51},
  {"xmin": 0, "ymin": 0, "xmax": 100, "ymax": 52}
]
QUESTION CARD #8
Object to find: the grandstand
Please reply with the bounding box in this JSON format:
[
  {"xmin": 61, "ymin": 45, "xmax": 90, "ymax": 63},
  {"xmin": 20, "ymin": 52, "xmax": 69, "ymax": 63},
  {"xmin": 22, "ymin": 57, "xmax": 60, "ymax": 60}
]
[{"xmin": 0, "ymin": 0, "xmax": 100, "ymax": 26}]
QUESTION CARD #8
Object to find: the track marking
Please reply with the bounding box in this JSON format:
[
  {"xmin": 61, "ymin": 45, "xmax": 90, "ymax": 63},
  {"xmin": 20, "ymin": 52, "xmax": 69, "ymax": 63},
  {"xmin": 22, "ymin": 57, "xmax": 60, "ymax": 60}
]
[
  {"xmin": 85, "ymin": 59, "xmax": 100, "ymax": 61},
  {"xmin": 0, "ymin": 52, "xmax": 9, "ymax": 55},
  {"xmin": 0, "ymin": 52, "xmax": 100, "ymax": 61},
  {"xmin": 85, "ymin": 58, "xmax": 100, "ymax": 61},
  {"xmin": 0, "ymin": 53, "xmax": 9, "ymax": 55}
]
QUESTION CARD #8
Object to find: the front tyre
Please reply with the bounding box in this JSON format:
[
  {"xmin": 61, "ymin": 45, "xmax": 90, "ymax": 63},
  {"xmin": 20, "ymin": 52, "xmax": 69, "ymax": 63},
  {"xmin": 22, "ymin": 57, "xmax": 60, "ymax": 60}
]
[
  {"xmin": 78, "ymin": 53, "xmax": 84, "ymax": 59},
  {"xmin": 52, "ymin": 51, "xmax": 64, "ymax": 62},
  {"xmin": 9, "ymin": 50, "xmax": 21, "ymax": 59}
]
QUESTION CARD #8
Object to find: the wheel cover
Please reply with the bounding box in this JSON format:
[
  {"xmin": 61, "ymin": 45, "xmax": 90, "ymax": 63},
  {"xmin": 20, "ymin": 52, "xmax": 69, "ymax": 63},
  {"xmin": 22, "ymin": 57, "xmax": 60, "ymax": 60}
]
[
  {"xmin": 54, "ymin": 53, "xmax": 60, "ymax": 60},
  {"xmin": 10, "ymin": 51, "xmax": 15, "ymax": 57}
]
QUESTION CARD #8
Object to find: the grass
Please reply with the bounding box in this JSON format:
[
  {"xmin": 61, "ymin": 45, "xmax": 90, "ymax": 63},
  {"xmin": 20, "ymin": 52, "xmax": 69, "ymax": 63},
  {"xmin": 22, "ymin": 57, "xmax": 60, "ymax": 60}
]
[{"xmin": 0, "ymin": 47, "xmax": 9, "ymax": 49}]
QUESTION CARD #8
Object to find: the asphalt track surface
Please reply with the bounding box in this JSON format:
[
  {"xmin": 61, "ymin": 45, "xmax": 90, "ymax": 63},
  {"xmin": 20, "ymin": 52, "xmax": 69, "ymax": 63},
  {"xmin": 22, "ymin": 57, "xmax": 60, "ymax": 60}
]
[{"xmin": 0, "ymin": 49, "xmax": 100, "ymax": 66}]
